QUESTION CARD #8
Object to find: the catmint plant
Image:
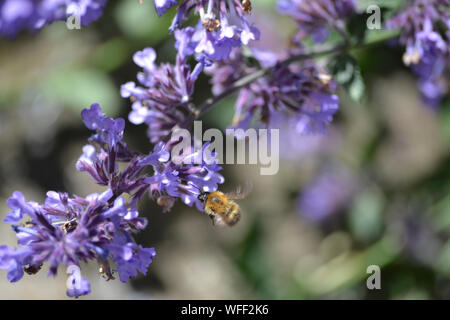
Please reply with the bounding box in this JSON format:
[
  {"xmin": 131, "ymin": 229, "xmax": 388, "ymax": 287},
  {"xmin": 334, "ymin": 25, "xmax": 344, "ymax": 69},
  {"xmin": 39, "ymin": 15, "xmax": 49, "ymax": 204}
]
[
  {"xmin": 0, "ymin": 0, "xmax": 106, "ymax": 37},
  {"xmin": 0, "ymin": 0, "xmax": 448, "ymax": 298}
]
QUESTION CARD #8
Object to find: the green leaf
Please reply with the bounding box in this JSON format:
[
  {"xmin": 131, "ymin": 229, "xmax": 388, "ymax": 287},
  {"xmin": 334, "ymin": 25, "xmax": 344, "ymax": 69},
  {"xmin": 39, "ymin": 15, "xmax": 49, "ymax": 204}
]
[
  {"xmin": 90, "ymin": 38, "xmax": 132, "ymax": 72},
  {"xmin": 347, "ymin": 189, "xmax": 385, "ymax": 243},
  {"xmin": 348, "ymin": 68, "xmax": 365, "ymax": 102},
  {"xmin": 364, "ymin": 28, "xmax": 401, "ymax": 44},
  {"xmin": 254, "ymin": 0, "xmax": 278, "ymax": 10},
  {"xmin": 114, "ymin": 0, "xmax": 172, "ymax": 42},
  {"xmin": 439, "ymin": 97, "xmax": 450, "ymax": 144},
  {"xmin": 436, "ymin": 241, "xmax": 450, "ymax": 277},
  {"xmin": 328, "ymin": 55, "xmax": 366, "ymax": 102},
  {"xmin": 43, "ymin": 68, "xmax": 120, "ymax": 115},
  {"xmin": 356, "ymin": 0, "xmax": 404, "ymax": 11}
]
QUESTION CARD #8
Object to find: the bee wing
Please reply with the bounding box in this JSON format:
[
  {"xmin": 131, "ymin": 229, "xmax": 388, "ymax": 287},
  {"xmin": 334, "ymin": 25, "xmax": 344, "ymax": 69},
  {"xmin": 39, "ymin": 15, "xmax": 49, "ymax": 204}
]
[{"xmin": 225, "ymin": 181, "xmax": 253, "ymax": 200}]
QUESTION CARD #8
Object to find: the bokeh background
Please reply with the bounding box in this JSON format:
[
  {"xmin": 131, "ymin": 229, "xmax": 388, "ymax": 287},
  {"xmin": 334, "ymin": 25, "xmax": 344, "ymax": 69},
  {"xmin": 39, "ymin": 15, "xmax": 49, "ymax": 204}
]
[{"xmin": 1, "ymin": 0, "xmax": 450, "ymax": 299}]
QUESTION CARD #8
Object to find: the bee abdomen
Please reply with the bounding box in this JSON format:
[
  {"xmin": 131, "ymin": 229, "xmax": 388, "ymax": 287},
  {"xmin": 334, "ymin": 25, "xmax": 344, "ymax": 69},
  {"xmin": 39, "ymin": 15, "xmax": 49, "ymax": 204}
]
[{"xmin": 225, "ymin": 202, "xmax": 241, "ymax": 226}]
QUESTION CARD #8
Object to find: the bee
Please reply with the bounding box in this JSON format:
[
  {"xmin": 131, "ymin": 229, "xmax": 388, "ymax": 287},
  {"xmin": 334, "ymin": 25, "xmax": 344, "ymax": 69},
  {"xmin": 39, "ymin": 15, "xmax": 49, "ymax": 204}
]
[{"xmin": 198, "ymin": 183, "xmax": 252, "ymax": 227}]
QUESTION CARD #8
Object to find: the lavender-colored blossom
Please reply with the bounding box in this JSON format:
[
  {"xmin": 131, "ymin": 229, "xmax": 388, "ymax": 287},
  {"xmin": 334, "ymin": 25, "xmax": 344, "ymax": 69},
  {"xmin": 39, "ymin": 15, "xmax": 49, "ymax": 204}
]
[
  {"xmin": 206, "ymin": 48, "xmax": 339, "ymax": 135},
  {"xmin": 141, "ymin": 141, "xmax": 224, "ymax": 212},
  {"xmin": 205, "ymin": 47, "xmax": 248, "ymax": 95},
  {"xmin": 0, "ymin": 104, "xmax": 164, "ymax": 298},
  {"xmin": 0, "ymin": 188, "xmax": 154, "ymax": 298},
  {"xmin": 387, "ymin": 0, "xmax": 449, "ymax": 107},
  {"xmin": 66, "ymin": 265, "xmax": 91, "ymax": 298},
  {"xmin": 153, "ymin": 0, "xmax": 178, "ymax": 17},
  {"xmin": 110, "ymin": 232, "xmax": 156, "ymax": 282},
  {"xmin": 77, "ymin": 103, "xmax": 146, "ymax": 201},
  {"xmin": 0, "ymin": 0, "xmax": 107, "ymax": 37},
  {"xmin": 77, "ymin": 104, "xmax": 224, "ymax": 214},
  {"xmin": 0, "ymin": 245, "xmax": 32, "ymax": 282},
  {"xmin": 121, "ymin": 47, "xmax": 206, "ymax": 143},
  {"xmin": 278, "ymin": 0, "xmax": 356, "ymax": 43},
  {"xmin": 154, "ymin": 0, "xmax": 259, "ymax": 60}
]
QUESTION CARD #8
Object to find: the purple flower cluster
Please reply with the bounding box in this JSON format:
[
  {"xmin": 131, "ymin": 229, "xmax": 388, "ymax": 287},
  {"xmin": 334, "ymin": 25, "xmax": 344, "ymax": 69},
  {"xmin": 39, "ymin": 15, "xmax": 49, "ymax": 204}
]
[
  {"xmin": 387, "ymin": 0, "xmax": 449, "ymax": 108},
  {"xmin": 120, "ymin": 0, "xmax": 341, "ymax": 142},
  {"xmin": 278, "ymin": 0, "xmax": 356, "ymax": 43},
  {"xmin": 0, "ymin": 189, "xmax": 154, "ymax": 298},
  {"xmin": 206, "ymin": 48, "xmax": 339, "ymax": 135},
  {"xmin": 142, "ymin": 140, "xmax": 225, "ymax": 212},
  {"xmin": 121, "ymin": 47, "xmax": 205, "ymax": 143},
  {"xmin": 0, "ymin": 0, "xmax": 106, "ymax": 37},
  {"xmin": 0, "ymin": 103, "xmax": 224, "ymax": 297},
  {"xmin": 0, "ymin": 104, "xmax": 154, "ymax": 298},
  {"xmin": 153, "ymin": 0, "xmax": 259, "ymax": 61},
  {"xmin": 78, "ymin": 103, "xmax": 224, "ymax": 213},
  {"xmin": 7, "ymin": 0, "xmax": 450, "ymax": 300}
]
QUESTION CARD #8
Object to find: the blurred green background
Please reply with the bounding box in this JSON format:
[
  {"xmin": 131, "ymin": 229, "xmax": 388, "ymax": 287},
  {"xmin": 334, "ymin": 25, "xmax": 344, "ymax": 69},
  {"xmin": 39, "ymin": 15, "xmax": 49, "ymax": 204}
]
[{"xmin": 0, "ymin": 0, "xmax": 450, "ymax": 299}]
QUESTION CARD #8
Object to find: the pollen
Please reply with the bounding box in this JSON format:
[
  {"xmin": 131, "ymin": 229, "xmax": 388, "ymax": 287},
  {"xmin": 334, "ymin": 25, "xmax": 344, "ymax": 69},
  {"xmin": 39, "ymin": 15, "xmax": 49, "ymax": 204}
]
[
  {"xmin": 318, "ymin": 72, "xmax": 332, "ymax": 86},
  {"xmin": 242, "ymin": 0, "xmax": 252, "ymax": 14},
  {"xmin": 63, "ymin": 219, "xmax": 78, "ymax": 233},
  {"xmin": 403, "ymin": 50, "xmax": 421, "ymax": 66},
  {"xmin": 202, "ymin": 18, "xmax": 220, "ymax": 32}
]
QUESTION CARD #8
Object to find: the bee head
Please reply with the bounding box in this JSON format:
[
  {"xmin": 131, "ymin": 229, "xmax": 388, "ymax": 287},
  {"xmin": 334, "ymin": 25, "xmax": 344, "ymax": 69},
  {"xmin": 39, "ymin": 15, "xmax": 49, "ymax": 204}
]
[{"xmin": 198, "ymin": 192, "xmax": 209, "ymax": 203}]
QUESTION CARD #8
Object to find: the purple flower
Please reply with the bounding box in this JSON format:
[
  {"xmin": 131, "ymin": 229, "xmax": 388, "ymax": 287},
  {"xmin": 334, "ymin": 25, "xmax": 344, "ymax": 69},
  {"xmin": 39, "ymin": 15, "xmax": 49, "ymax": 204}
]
[
  {"xmin": 141, "ymin": 141, "xmax": 224, "ymax": 212},
  {"xmin": 387, "ymin": 0, "xmax": 449, "ymax": 107},
  {"xmin": 205, "ymin": 48, "xmax": 249, "ymax": 95},
  {"xmin": 77, "ymin": 104, "xmax": 144, "ymax": 199},
  {"xmin": 0, "ymin": 245, "xmax": 32, "ymax": 282},
  {"xmin": 109, "ymin": 232, "xmax": 156, "ymax": 282},
  {"xmin": 208, "ymin": 49, "xmax": 339, "ymax": 135},
  {"xmin": 122, "ymin": 48, "xmax": 206, "ymax": 143},
  {"xmin": 123, "ymin": 48, "xmax": 203, "ymax": 106},
  {"xmin": 81, "ymin": 102, "xmax": 126, "ymax": 148},
  {"xmin": 0, "ymin": 188, "xmax": 154, "ymax": 298},
  {"xmin": 278, "ymin": 0, "xmax": 356, "ymax": 43},
  {"xmin": 4, "ymin": 191, "xmax": 38, "ymax": 223},
  {"xmin": 77, "ymin": 104, "xmax": 225, "ymax": 214},
  {"xmin": 66, "ymin": 265, "xmax": 91, "ymax": 298},
  {"xmin": 156, "ymin": 0, "xmax": 259, "ymax": 60},
  {"xmin": 153, "ymin": 0, "xmax": 178, "ymax": 17},
  {"xmin": 67, "ymin": 0, "xmax": 106, "ymax": 26},
  {"xmin": 0, "ymin": 105, "xmax": 160, "ymax": 298},
  {"xmin": 0, "ymin": 0, "xmax": 107, "ymax": 38},
  {"xmin": 173, "ymin": 19, "xmax": 258, "ymax": 62},
  {"xmin": 193, "ymin": 26, "xmax": 238, "ymax": 61},
  {"xmin": 174, "ymin": 27, "xmax": 197, "ymax": 60}
]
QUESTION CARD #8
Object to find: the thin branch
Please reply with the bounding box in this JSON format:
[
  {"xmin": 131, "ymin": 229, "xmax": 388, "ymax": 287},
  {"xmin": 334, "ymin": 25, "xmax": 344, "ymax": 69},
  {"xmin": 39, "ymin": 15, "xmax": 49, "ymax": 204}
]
[
  {"xmin": 194, "ymin": 30, "xmax": 400, "ymax": 119},
  {"xmin": 194, "ymin": 44, "xmax": 345, "ymax": 118}
]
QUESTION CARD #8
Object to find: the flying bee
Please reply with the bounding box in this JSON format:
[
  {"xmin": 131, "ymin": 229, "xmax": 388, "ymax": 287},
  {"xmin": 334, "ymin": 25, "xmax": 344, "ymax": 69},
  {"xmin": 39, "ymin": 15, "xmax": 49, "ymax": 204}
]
[{"xmin": 198, "ymin": 183, "xmax": 252, "ymax": 227}]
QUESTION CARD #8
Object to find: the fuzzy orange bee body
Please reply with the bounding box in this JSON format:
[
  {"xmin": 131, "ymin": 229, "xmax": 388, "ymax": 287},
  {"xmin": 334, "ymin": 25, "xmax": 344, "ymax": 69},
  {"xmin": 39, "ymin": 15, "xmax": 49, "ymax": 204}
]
[
  {"xmin": 198, "ymin": 183, "xmax": 252, "ymax": 227},
  {"xmin": 203, "ymin": 191, "xmax": 241, "ymax": 226}
]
